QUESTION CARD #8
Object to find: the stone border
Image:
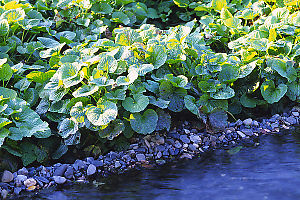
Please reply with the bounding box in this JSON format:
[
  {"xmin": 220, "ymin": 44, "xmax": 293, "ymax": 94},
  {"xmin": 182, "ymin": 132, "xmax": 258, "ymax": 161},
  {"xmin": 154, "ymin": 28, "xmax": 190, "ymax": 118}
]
[{"xmin": 0, "ymin": 107, "xmax": 299, "ymax": 199}]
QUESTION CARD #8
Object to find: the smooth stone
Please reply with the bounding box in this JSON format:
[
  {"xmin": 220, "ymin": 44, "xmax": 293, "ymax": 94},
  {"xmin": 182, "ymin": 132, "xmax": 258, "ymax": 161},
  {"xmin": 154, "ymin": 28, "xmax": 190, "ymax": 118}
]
[
  {"xmin": 292, "ymin": 112, "xmax": 299, "ymax": 117},
  {"xmin": 155, "ymin": 135, "xmax": 165, "ymax": 145},
  {"xmin": 115, "ymin": 161, "xmax": 121, "ymax": 168},
  {"xmin": 34, "ymin": 176, "xmax": 49, "ymax": 184},
  {"xmin": 14, "ymin": 175, "xmax": 27, "ymax": 187},
  {"xmin": 1, "ymin": 189, "xmax": 8, "ymax": 199},
  {"xmin": 53, "ymin": 164, "xmax": 68, "ymax": 176},
  {"xmin": 1, "ymin": 171, "xmax": 13, "ymax": 183},
  {"xmin": 92, "ymin": 160, "xmax": 104, "ymax": 167},
  {"xmin": 163, "ymin": 150, "xmax": 169, "ymax": 156},
  {"xmin": 190, "ymin": 135, "xmax": 201, "ymax": 144},
  {"xmin": 17, "ymin": 168, "xmax": 28, "ymax": 176},
  {"xmin": 188, "ymin": 144, "xmax": 197, "ymax": 151},
  {"xmin": 156, "ymin": 151, "xmax": 162, "ymax": 159},
  {"xmin": 286, "ymin": 116, "xmax": 297, "ymax": 125},
  {"xmin": 234, "ymin": 119, "xmax": 243, "ymax": 126},
  {"xmin": 183, "ymin": 143, "xmax": 188, "ymax": 148},
  {"xmin": 253, "ymin": 121, "xmax": 259, "ymax": 127},
  {"xmin": 183, "ymin": 129, "xmax": 190, "ymax": 134},
  {"xmin": 237, "ymin": 131, "xmax": 246, "ymax": 138},
  {"xmin": 180, "ymin": 153, "xmax": 193, "ymax": 159},
  {"xmin": 14, "ymin": 187, "xmax": 23, "ymax": 195},
  {"xmin": 156, "ymin": 145, "xmax": 165, "ymax": 152},
  {"xmin": 73, "ymin": 160, "xmax": 86, "ymax": 171},
  {"xmin": 180, "ymin": 135, "xmax": 190, "ymax": 144},
  {"xmin": 24, "ymin": 178, "xmax": 36, "ymax": 187},
  {"xmin": 243, "ymin": 118, "xmax": 253, "ymax": 126},
  {"xmin": 167, "ymin": 132, "xmax": 180, "ymax": 139},
  {"xmin": 87, "ymin": 164, "xmax": 97, "ymax": 176},
  {"xmin": 53, "ymin": 176, "xmax": 66, "ymax": 184},
  {"xmin": 86, "ymin": 157, "xmax": 94, "ymax": 164},
  {"xmin": 174, "ymin": 140, "xmax": 182, "ymax": 148},
  {"xmin": 136, "ymin": 154, "xmax": 146, "ymax": 162},
  {"xmin": 64, "ymin": 166, "xmax": 74, "ymax": 179},
  {"xmin": 241, "ymin": 129, "xmax": 253, "ymax": 136}
]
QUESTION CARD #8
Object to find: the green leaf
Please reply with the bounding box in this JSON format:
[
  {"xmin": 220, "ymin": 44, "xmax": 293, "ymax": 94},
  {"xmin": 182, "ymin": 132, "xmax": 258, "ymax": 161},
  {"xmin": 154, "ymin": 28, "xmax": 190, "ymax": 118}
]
[
  {"xmin": 240, "ymin": 94, "xmax": 257, "ymax": 108},
  {"xmin": 260, "ymin": 80, "xmax": 287, "ymax": 104},
  {"xmin": 52, "ymin": 144, "xmax": 68, "ymax": 159},
  {"xmin": 105, "ymin": 89, "xmax": 126, "ymax": 100},
  {"xmin": 98, "ymin": 119, "xmax": 125, "ymax": 140},
  {"xmin": 129, "ymin": 64, "xmax": 154, "ymax": 76},
  {"xmin": 211, "ymin": 0, "xmax": 227, "ymax": 11},
  {"xmin": 223, "ymin": 17, "xmax": 241, "ymax": 29},
  {"xmin": 173, "ymin": 0, "xmax": 189, "ymax": 8},
  {"xmin": 266, "ymin": 58, "xmax": 297, "ymax": 82},
  {"xmin": 149, "ymin": 96, "xmax": 170, "ymax": 109},
  {"xmin": 14, "ymin": 78, "xmax": 31, "ymax": 91},
  {"xmin": 0, "ymin": 128, "xmax": 9, "ymax": 147},
  {"xmin": 0, "ymin": 118, "xmax": 11, "ymax": 129},
  {"xmin": 23, "ymin": 88, "xmax": 38, "ymax": 107},
  {"xmin": 198, "ymin": 80, "xmax": 217, "ymax": 93},
  {"xmin": 155, "ymin": 109, "xmax": 171, "ymax": 131},
  {"xmin": 0, "ymin": 64, "xmax": 13, "ymax": 81},
  {"xmin": 184, "ymin": 95, "xmax": 198, "ymax": 115},
  {"xmin": 115, "ymin": 29, "xmax": 142, "ymax": 46},
  {"xmin": 210, "ymin": 85, "xmax": 235, "ymax": 99},
  {"xmin": 145, "ymin": 45, "xmax": 167, "ymax": 69},
  {"xmin": 59, "ymin": 63, "xmax": 82, "ymax": 80},
  {"xmin": 58, "ymin": 118, "xmax": 78, "ymax": 138},
  {"xmin": 0, "ymin": 87, "xmax": 17, "ymax": 99},
  {"xmin": 86, "ymin": 101, "xmax": 118, "ymax": 126},
  {"xmin": 26, "ymin": 70, "xmax": 55, "ymax": 83},
  {"xmin": 122, "ymin": 94, "xmax": 149, "ymax": 113},
  {"xmin": 37, "ymin": 37, "xmax": 60, "ymax": 48},
  {"xmin": 97, "ymin": 53, "xmax": 118, "ymax": 73},
  {"xmin": 111, "ymin": 12, "xmax": 130, "ymax": 25},
  {"xmin": 218, "ymin": 64, "xmax": 239, "ymax": 83},
  {"xmin": 130, "ymin": 109, "xmax": 158, "ymax": 134},
  {"xmin": 238, "ymin": 60, "xmax": 257, "ymax": 78},
  {"xmin": 286, "ymin": 81, "xmax": 300, "ymax": 101},
  {"xmin": 0, "ymin": 8, "xmax": 25, "ymax": 23},
  {"xmin": 0, "ymin": 19, "xmax": 9, "ymax": 36},
  {"xmin": 91, "ymin": 2, "xmax": 113, "ymax": 14},
  {"xmin": 220, "ymin": 8, "xmax": 233, "ymax": 20},
  {"xmin": 250, "ymin": 39, "xmax": 268, "ymax": 51},
  {"xmin": 116, "ymin": 69, "xmax": 138, "ymax": 86},
  {"xmin": 72, "ymin": 85, "xmax": 99, "ymax": 98},
  {"xmin": 70, "ymin": 102, "xmax": 85, "ymax": 123}
]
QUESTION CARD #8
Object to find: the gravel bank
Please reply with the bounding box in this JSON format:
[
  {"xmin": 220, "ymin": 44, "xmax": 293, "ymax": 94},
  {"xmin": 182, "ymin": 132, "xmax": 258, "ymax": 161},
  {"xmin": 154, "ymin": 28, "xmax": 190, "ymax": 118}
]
[{"xmin": 1, "ymin": 108, "xmax": 299, "ymax": 199}]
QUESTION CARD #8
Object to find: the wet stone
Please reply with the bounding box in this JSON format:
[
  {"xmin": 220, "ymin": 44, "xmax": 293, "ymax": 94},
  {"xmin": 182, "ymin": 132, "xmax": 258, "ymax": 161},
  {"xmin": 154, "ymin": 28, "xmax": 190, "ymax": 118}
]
[
  {"xmin": 156, "ymin": 145, "xmax": 165, "ymax": 152},
  {"xmin": 115, "ymin": 161, "xmax": 121, "ymax": 168},
  {"xmin": 167, "ymin": 132, "xmax": 180, "ymax": 139},
  {"xmin": 53, "ymin": 176, "xmax": 66, "ymax": 184},
  {"xmin": 87, "ymin": 164, "xmax": 97, "ymax": 176},
  {"xmin": 237, "ymin": 131, "xmax": 246, "ymax": 138},
  {"xmin": 136, "ymin": 147, "xmax": 147, "ymax": 153},
  {"xmin": 24, "ymin": 178, "xmax": 36, "ymax": 188},
  {"xmin": 174, "ymin": 140, "xmax": 182, "ymax": 149},
  {"xmin": 13, "ymin": 187, "xmax": 22, "ymax": 195},
  {"xmin": 241, "ymin": 129, "xmax": 253, "ymax": 136},
  {"xmin": 17, "ymin": 168, "xmax": 28, "ymax": 176},
  {"xmin": 91, "ymin": 160, "xmax": 104, "ymax": 167},
  {"xmin": 53, "ymin": 164, "xmax": 68, "ymax": 176},
  {"xmin": 292, "ymin": 112, "xmax": 299, "ymax": 117},
  {"xmin": 162, "ymin": 150, "xmax": 169, "ymax": 156},
  {"xmin": 14, "ymin": 175, "xmax": 27, "ymax": 187},
  {"xmin": 136, "ymin": 154, "xmax": 146, "ymax": 162},
  {"xmin": 156, "ymin": 151, "xmax": 162, "ymax": 159},
  {"xmin": 286, "ymin": 116, "xmax": 297, "ymax": 125},
  {"xmin": 155, "ymin": 135, "xmax": 165, "ymax": 145},
  {"xmin": 35, "ymin": 176, "xmax": 49, "ymax": 184},
  {"xmin": 85, "ymin": 157, "xmax": 94, "ymax": 164},
  {"xmin": 190, "ymin": 135, "xmax": 201, "ymax": 144},
  {"xmin": 73, "ymin": 160, "xmax": 86, "ymax": 171},
  {"xmin": 243, "ymin": 118, "xmax": 253, "ymax": 126},
  {"xmin": 1, "ymin": 171, "xmax": 13, "ymax": 183},
  {"xmin": 188, "ymin": 144, "xmax": 197, "ymax": 151},
  {"xmin": 64, "ymin": 167, "xmax": 74, "ymax": 179},
  {"xmin": 180, "ymin": 135, "xmax": 190, "ymax": 144}
]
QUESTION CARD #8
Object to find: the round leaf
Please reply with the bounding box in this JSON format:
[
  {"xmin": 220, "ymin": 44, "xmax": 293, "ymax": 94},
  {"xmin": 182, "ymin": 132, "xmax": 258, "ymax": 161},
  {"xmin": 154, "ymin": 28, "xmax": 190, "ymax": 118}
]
[
  {"xmin": 130, "ymin": 109, "xmax": 158, "ymax": 134},
  {"xmin": 86, "ymin": 101, "xmax": 118, "ymax": 126},
  {"xmin": 122, "ymin": 94, "xmax": 149, "ymax": 113}
]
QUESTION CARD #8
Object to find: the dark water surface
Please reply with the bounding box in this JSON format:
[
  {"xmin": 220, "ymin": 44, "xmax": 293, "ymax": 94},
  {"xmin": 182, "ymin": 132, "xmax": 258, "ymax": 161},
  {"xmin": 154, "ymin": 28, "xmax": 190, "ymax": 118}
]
[{"xmin": 19, "ymin": 127, "xmax": 300, "ymax": 200}]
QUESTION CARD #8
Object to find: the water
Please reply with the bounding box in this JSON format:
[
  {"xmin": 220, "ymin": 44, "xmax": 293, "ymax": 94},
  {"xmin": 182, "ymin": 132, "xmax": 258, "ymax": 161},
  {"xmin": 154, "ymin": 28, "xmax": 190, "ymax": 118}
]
[{"xmin": 18, "ymin": 127, "xmax": 300, "ymax": 200}]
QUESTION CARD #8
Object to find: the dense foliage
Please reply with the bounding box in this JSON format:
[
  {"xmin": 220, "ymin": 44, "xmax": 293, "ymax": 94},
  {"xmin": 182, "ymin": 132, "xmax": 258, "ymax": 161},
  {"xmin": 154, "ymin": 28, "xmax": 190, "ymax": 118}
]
[{"xmin": 0, "ymin": 0, "xmax": 299, "ymax": 168}]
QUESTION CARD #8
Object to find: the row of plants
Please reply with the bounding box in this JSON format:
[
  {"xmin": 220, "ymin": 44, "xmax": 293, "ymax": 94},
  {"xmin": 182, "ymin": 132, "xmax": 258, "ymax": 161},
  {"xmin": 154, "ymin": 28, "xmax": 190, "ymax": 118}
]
[{"xmin": 0, "ymin": 0, "xmax": 299, "ymax": 169}]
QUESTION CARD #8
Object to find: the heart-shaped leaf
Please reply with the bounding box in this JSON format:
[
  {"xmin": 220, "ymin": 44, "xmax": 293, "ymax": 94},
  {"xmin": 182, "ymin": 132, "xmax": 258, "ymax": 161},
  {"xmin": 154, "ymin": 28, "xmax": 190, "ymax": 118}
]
[
  {"xmin": 122, "ymin": 94, "xmax": 149, "ymax": 113},
  {"xmin": 130, "ymin": 109, "xmax": 158, "ymax": 134},
  {"xmin": 260, "ymin": 80, "xmax": 287, "ymax": 104},
  {"xmin": 86, "ymin": 101, "xmax": 118, "ymax": 126}
]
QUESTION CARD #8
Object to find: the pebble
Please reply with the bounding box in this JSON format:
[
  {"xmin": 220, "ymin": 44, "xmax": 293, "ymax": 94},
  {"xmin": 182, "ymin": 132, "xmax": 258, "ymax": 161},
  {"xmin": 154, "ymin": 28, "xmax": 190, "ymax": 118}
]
[
  {"xmin": 180, "ymin": 135, "xmax": 190, "ymax": 144},
  {"xmin": 243, "ymin": 118, "xmax": 253, "ymax": 126},
  {"xmin": 292, "ymin": 112, "xmax": 299, "ymax": 117},
  {"xmin": 14, "ymin": 175, "xmax": 27, "ymax": 187},
  {"xmin": 174, "ymin": 140, "xmax": 182, "ymax": 148},
  {"xmin": 87, "ymin": 164, "xmax": 97, "ymax": 176},
  {"xmin": 241, "ymin": 129, "xmax": 253, "ymax": 136},
  {"xmin": 64, "ymin": 166, "xmax": 74, "ymax": 179},
  {"xmin": 1, "ymin": 171, "xmax": 14, "ymax": 183},
  {"xmin": 237, "ymin": 131, "xmax": 246, "ymax": 138},
  {"xmin": 286, "ymin": 116, "xmax": 297, "ymax": 125},
  {"xmin": 136, "ymin": 154, "xmax": 146, "ymax": 162},
  {"xmin": 115, "ymin": 161, "xmax": 121, "ymax": 168},
  {"xmin": 253, "ymin": 120, "xmax": 259, "ymax": 127},
  {"xmin": 17, "ymin": 168, "xmax": 28, "ymax": 176},
  {"xmin": 188, "ymin": 144, "xmax": 197, "ymax": 151},
  {"xmin": 73, "ymin": 160, "xmax": 86, "ymax": 171},
  {"xmin": 155, "ymin": 135, "xmax": 165, "ymax": 145},
  {"xmin": 156, "ymin": 151, "xmax": 162, "ymax": 159},
  {"xmin": 53, "ymin": 176, "xmax": 66, "ymax": 184},
  {"xmin": 53, "ymin": 164, "xmax": 68, "ymax": 176},
  {"xmin": 24, "ymin": 178, "xmax": 36, "ymax": 188},
  {"xmin": 190, "ymin": 135, "xmax": 201, "ymax": 144},
  {"xmin": 1, "ymin": 189, "xmax": 8, "ymax": 199}
]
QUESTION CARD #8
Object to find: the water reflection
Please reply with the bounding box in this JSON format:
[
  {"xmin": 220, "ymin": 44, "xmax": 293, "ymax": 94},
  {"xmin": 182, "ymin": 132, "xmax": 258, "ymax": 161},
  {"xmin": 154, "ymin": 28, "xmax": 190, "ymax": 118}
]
[{"xmin": 17, "ymin": 127, "xmax": 300, "ymax": 200}]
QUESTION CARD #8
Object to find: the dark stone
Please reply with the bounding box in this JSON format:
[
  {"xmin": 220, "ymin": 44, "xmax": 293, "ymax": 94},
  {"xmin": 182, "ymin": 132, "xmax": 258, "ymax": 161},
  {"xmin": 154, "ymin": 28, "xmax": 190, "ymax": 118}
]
[
  {"xmin": 91, "ymin": 160, "xmax": 104, "ymax": 167},
  {"xmin": 156, "ymin": 145, "xmax": 165, "ymax": 152},
  {"xmin": 34, "ymin": 176, "xmax": 49, "ymax": 184},
  {"xmin": 180, "ymin": 135, "xmax": 190, "ymax": 144},
  {"xmin": 64, "ymin": 166, "xmax": 74, "ymax": 179},
  {"xmin": 53, "ymin": 164, "xmax": 68, "ymax": 176}
]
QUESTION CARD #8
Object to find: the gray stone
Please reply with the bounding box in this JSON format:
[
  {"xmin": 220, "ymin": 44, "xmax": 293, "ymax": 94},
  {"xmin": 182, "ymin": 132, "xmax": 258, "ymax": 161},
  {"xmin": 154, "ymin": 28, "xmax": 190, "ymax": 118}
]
[
  {"xmin": 14, "ymin": 187, "xmax": 23, "ymax": 195},
  {"xmin": 1, "ymin": 171, "xmax": 13, "ymax": 183},
  {"xmin": 180, "ymin": 135, "xmax": 190, "ymax": 144},
  {"xmin": 24, "ymin": 178, "xmax": 36, "ymax": 187},
  {"xmin": 115, "ymin": 161, "xmax": 121, "ymax": 168},
  {"xmin": 156, "ymin": 151, "xmax": 162, "ymax": 159},
  {"xmin": 73, "ymin": 160, "xmax": 86, "ymax": 171},
  {"xmin": 174, "ymin": 140, "xmax": 182, "ymax": 148},
  {"xmin": 156, "ymin": 145, "xmax": 165, "ymax": 152},
  {"xmin": 64, "ymin": 166, "xmax": 74, "ymax": 179},
  {"xmin": 163, "ymin": 150, "xmax": 169, "ymax": 156},
  {"xmin": 155, "ymin": 135, "xmax": 165, "ymax": 145},
  {"xmin": 180, "ymin": 153, "xmax": 193, "ymax": 159},
  {"xmin": 136, "ymin": 154, "xmax": 146, "ymax": 162},
  {"xmin": 190, "ymin": 135, "xmax": 201, "ymax": 144},
  {"xmin": 14, "ymin": 175, "xmax": 27, "ymax": 187},
  {"xmin": 91, "ymin": 160, "xmax": 104, "ymax": 167},
  {"xmin": 17, "ymin": 167, "xmax": 28, "ymax": 176},
  {"xmin": 87, "ymin": 164, "xmax": 96, "ymax": 176},
  {"xmin": 54, "ymin": 164, "xmax": 68, "ymax": 176},
  {"xmin": 292, "ymin": 112, "xmax": 299, "ymax": 117},
  {"xmin": 1, "ymin": 189, "xmax": 8, "ymax": 199},
  {"xmin": 243, "ymin": 118, "xmax": 253, "ymax": 126},
  {"xmin": 53, "ymin": 176, "xmax": 66, "ymax": 184},
  {"xmin": 188, "ymin": 144, "xmax": 197, "ymax": 151},
  {"xmin": 286, "ymin": 116, "xmax": 297, "ymax": 125},
  {"xmin": 156, "ymin": 160, "xmax": 166, "ymax": 165},
  {"xmin": 183, "ymin": 129, "xmax": 190, "ymax": 134},
  {"xmin": 86, "ymin": 157, "xmax": 94, "ymax": 164},
  {"xmin": 241, "ymin": 129, "xmax": 253, "ymax": 136},
  {"xmin": 237, "ymin": 131, "xmax": 246, "ymax": 138},
  {"xmin": 34, "ymin": 176, "xmax": 49, "ymax": 184},
  {"xmin": 253, "ymin": 120, "xmax": 259, "ymax": 127}
]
